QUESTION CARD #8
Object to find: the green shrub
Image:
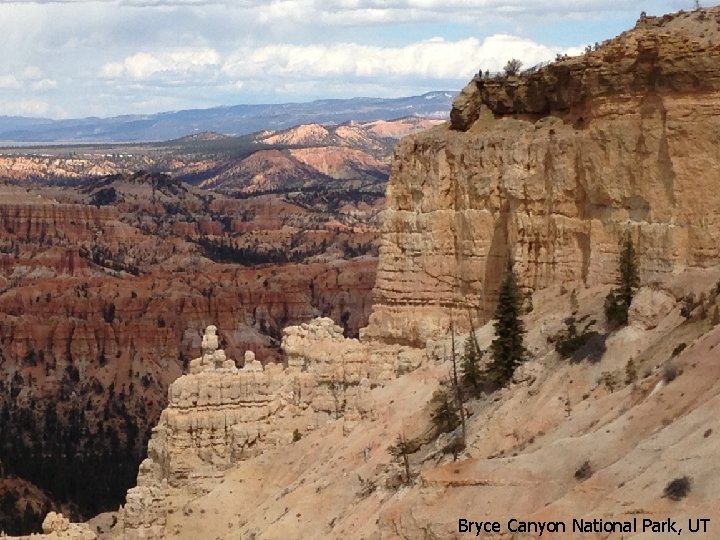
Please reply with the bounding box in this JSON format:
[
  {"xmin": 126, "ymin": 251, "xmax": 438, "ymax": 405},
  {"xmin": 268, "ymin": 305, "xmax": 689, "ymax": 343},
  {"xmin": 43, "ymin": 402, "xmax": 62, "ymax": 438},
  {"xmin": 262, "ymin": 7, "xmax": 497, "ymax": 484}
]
[
  {"xmin": 552, "ymin": 314, "xmax": 606, "ymax": 362},
  {"xmin": 625, "ymin": 358, "xmax": 637, "ymax": 385},
  {"xmin": 664, "ymin": 476, "xmax": 691, "ymax": 501},
  {"xmin": 574, "ymin": 461, "xmax": 593, "ymax": 480}
]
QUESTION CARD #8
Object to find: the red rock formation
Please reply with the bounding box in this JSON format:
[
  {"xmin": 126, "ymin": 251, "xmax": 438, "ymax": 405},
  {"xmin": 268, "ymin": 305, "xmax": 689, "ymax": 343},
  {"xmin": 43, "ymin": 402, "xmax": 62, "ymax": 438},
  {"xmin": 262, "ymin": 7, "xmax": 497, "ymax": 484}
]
[{"xmin": 0, "ymin": 173, "xmax": 379, "ymax": 528}]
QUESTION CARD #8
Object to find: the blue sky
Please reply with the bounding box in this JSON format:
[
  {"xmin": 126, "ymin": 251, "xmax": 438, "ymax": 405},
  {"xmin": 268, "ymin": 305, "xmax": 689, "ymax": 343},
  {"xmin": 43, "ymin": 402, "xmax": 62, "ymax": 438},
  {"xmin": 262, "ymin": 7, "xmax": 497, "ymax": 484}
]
[{"xmin": 0, "ymin": 0, "xmax": 708, "ymax": 118}]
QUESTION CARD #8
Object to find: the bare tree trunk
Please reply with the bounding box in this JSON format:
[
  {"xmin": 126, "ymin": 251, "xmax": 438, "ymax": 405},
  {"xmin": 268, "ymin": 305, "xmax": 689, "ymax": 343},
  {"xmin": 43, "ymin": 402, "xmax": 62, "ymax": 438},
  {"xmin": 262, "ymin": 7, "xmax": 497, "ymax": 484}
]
[
  {"xmin": 450, "ymin": 319, "xmax": 466, "ymax": 447},
  {"xmin": 465, "ymin": 306, "xmax": 482, "ymax": 355}
]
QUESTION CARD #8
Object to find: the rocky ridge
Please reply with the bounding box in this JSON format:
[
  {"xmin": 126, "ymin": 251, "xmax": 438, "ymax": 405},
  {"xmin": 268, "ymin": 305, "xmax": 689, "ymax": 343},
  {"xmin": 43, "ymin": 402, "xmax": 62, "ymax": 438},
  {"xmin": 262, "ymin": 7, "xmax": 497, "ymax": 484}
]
[
  {"xmin": 451, "ymin": 9, "xmax": 720, "ymax": 129},
  {"xmin": 115, "ymin": 321, "xmax": 422, "ymax": 539}
]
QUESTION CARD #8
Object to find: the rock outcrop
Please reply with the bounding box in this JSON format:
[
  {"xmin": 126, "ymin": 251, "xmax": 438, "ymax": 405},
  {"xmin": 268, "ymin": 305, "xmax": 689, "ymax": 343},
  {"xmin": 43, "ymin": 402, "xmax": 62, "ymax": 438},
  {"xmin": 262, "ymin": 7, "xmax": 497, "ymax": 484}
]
[
  {"xmin": 0, "ymin": 203, "xmax": 121, "ymax": 241},
  {"xmin": 7, "ymin": 512, "xmax": 96, "ymax": 540},
  {"xmin": 452, "ymin": 11, "xmax": 720, "ymax": 124},
  {"xmin": 116, "ymin": 322, "xmax": 422, "ymax": 539},
  {"xmin": 365, "ymin": 8, "xmax": 720, "ymax": 344}
]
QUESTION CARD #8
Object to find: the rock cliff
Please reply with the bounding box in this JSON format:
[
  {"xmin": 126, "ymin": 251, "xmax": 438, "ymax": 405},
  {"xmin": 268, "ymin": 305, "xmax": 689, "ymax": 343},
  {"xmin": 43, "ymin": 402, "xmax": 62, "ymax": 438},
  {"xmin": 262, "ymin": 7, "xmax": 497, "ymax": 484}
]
[{"xmin": 365, "ymin": 8, "xmax": 720, "ymax": 345}]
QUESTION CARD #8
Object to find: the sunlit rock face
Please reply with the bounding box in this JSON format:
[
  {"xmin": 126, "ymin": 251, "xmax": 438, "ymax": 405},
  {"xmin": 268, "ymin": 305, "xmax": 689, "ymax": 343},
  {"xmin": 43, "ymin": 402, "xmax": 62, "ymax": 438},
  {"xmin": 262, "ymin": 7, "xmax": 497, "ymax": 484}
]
[{"xmin": 365, "ymin": 9, "xmax": 720, "ymax": 345}]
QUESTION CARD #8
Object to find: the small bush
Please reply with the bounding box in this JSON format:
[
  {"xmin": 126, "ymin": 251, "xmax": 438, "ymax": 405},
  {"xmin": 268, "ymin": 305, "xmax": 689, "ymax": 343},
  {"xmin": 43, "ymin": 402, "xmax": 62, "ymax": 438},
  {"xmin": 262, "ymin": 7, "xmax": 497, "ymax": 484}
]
[
  {"xmin": 671, "ymin": 343, "xmax": 687, "ymax": 358},
  {"xmin": 680, "ymin": 294, "xmax": 696, "ymax": 320},
  {"xmin": 524, "ymin": 293, "xmax": 534, "ymax": 314},
  {"xmin": 664, "ymin": 476, "xmax": 691, "ymax": 501},
  {"xmin": 663, "ymin": 363, "xmax": 678, "ymax": 384},
  {"xmin": 356, "ymin": 475, "xmax": 376, "ymax": 498},
  {"xmin": 625, "ymin": 358, "xmax": 637, "ymax": 385},
  {"xmin": 388, "ymin": 434, "xmax": 414, "ymax": 486},
  {"xmin": 598, "ymin": 371, "xmax": 620, "ymax": 392},
  {"xmin": 442, "ymin": 437, "xmax": 466, "ymax": 460},
  {"xmin": 90, "ymin": 187, "xmax": 119, "ymax": 207},
  {"xmin": 604, "ymin": 291, "xmax": 629, "ymax": 328},
  {"xmin": 503, "ymin": 58, "xmax": 523, "ymax": 76},
  {"xmin": 574, "ymin": 461, "xmax": 593, "ymax": 480},
  {"xmin": 554, "ymin": 317, "xmax": 602, "ymax": 362},
  {"xmin": 570, "ymin": 289, "xmax": 579, "ymax": 314},
  {"xmin": 292, "ymin": 429, "xmax": 302, "ymax": 442}
]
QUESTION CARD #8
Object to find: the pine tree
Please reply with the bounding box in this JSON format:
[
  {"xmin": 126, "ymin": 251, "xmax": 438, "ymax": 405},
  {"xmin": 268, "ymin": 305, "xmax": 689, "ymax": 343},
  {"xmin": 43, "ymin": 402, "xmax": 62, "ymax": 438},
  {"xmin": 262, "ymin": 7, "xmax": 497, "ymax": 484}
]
[
  {"xmin": 604, "ymin": 233, "xmax": 640, "ymax": 328},
  {"xmin": 388, "ymin": 434, "xmax": 414, "ymax": 486},
  {"xmin": 486, "ymin": 262, "xmax": 527, "ymax": 387},
  {"xmin": 429, "ymin": 389, "xmax": 460, "ymax": 434},
  {"xmin": 460, "ymin": 334, "xmax": 484, "ymax": 397}
]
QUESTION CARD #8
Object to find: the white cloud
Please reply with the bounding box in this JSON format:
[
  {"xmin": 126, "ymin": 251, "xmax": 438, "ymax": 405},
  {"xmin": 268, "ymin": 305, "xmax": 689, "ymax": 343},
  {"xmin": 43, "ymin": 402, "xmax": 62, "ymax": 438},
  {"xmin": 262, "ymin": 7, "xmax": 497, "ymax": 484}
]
[
  {"xmin": 100, "ymin": 47, "xmax": 221, "ymax": 81},
  {"xmin": 223, "ymin": 35, "xmax": 580, "ymax": 82},
  {"xmin": 0, "ymin": 99, "xmax": 50, "ymax": 116},
  {"xmin": 21, "ymin": 66, "xmax": 45, "ymax": 80},
  {"xmin": 0, "ymin": 74, "xmax": 22, "ymax": 89},
  {"xmin": 31, "ymin": 78, "xmax": 58, "ymax": 91},
  {"xmin": 0, "ymin": 67, "xmax": 56, "ymax": 92}
]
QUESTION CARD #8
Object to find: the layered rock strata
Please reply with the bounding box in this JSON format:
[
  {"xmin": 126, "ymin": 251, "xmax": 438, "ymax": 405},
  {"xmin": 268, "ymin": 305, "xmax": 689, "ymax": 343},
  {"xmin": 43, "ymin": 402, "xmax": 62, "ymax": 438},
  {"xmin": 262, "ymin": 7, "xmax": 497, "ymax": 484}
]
[
  {"xmin": 0, "ymin": 203, "xmax": 122, "ymax": 241},
  {"xmin": 365, "ymin": 8, "xmax": 720, "ymax": 344},
  {"xmin": 117, "ymin": 321, "xmax": 422, "ymax": 539}
]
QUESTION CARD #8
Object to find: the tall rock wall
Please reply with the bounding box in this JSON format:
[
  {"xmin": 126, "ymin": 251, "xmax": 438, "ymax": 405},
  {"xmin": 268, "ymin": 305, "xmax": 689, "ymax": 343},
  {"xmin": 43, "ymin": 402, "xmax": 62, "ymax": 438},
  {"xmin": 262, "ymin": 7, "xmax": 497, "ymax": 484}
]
[{"xmin": 363, "ymin": 9, "xmax": 720, "ymax": 345}]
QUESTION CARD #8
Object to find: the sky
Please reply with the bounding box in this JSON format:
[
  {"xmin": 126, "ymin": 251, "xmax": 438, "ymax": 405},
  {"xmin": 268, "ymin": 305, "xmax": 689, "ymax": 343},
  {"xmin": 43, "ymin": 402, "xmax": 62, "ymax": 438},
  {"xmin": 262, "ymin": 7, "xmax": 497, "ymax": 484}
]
[{"xmin": 0, "ymin": 0, "xmax": 709, "ymax": 119}]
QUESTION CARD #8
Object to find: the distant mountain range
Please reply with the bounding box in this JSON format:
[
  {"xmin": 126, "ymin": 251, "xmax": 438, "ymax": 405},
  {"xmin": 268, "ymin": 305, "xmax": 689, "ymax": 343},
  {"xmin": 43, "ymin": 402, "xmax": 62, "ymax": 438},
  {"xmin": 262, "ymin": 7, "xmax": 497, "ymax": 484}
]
[{"xmin": 0, "ymin": 91, "xmax": 456, "ymax": 144}]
